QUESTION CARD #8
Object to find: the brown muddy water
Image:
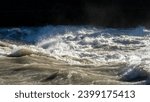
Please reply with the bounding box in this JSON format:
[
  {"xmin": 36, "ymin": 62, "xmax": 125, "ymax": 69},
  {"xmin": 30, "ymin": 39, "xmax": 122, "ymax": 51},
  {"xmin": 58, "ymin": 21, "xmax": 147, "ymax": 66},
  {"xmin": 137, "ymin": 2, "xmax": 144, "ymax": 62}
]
[{"xmin": 0, "ymin": 51, "xmax": 126, "ymax": 85}]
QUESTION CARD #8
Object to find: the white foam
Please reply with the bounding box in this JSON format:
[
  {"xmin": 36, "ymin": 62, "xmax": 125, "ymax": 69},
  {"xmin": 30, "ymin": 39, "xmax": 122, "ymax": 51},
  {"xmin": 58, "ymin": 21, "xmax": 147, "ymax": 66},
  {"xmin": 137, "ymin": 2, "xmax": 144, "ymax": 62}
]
[
  {"xmin": 35, "ymin": 26, "xmax": 149, "ymax": 67},
  {"xmin": 1, "ymin": 26, "xmax": 150, "ymax": 67}
]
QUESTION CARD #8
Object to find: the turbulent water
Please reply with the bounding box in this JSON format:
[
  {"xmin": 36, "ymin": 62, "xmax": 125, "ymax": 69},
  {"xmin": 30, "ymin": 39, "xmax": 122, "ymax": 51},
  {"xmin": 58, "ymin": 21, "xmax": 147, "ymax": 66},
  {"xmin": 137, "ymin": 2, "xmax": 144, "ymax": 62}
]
[{"xmin": 0, "ymin": 25, "xmax": 150, "ymax": 84}]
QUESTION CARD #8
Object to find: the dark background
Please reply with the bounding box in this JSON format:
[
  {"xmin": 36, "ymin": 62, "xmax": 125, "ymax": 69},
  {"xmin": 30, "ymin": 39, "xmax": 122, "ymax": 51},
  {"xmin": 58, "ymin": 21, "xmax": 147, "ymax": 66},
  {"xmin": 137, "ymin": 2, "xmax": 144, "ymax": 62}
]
[{"xmin": 0, "ymin": 0, "xmax": 150, "ymax": 27}]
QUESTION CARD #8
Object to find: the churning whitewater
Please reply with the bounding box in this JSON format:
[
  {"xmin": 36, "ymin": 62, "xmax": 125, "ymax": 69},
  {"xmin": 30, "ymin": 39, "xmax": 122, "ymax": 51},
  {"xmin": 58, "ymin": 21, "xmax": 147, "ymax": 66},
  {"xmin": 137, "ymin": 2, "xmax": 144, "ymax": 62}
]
[{"xmin": 0, "ymin": 25, "xmax": 150, "ymax": 84}]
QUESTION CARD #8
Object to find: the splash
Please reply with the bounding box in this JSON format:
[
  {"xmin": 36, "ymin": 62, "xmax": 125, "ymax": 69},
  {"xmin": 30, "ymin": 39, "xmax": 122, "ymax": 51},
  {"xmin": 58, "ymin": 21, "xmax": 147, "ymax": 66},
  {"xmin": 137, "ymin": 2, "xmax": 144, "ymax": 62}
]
[{"xmin": 0, "ymin": 25, "xmax": 150, "ymax": 84}]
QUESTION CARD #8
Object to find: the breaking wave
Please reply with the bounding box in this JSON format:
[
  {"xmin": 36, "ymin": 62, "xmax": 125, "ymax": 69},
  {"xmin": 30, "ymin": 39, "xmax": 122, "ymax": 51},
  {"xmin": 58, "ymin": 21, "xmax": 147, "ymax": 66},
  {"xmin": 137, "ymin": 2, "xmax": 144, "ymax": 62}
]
[{"xmin": 0, "ymin": 25, "xmax": 150, "ymax": 84}]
